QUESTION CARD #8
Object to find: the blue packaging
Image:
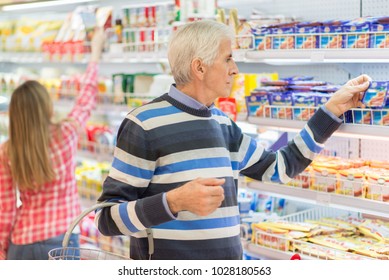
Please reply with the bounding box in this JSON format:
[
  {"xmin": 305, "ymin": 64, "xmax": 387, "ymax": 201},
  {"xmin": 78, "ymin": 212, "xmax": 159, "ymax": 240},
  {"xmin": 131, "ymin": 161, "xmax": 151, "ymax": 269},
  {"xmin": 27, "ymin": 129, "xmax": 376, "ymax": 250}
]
[
  {"xmin": 245, "ymin": 94, "xmax": 271, "ymax": 117},
  {"xmin": 314, "ymin": 93, "xmax": 332, "ymax": 106},
  {"xmin": 372, "ymin": 109, "xmax": 389, "ymax": 126},
  {"xmin": 370, "ymin": 23, "xmax": 389, "ymax": 48},
  {"xmin": 252, "ymin": 26, "xmax": 272, "ymax": 50},
  {"xmin": 267, "ymin": 22, "xmax": 297, "ymax": 50},
  {"xmin": 268, "ymin": 92, "xmax": 293, "ymax": 119},
  {"xmin": 295, "ymin": 22, "xmax": 321, "ymax": 49},
  {"xmin": 292, "ymin": 93, "xmax": 316, "ymax": 121},
  {"xmin": 342, "ymin": 18, "xmax": 372, "ymax": 48},
  {"xmin": 362, "ymin": 81, "xmax": 389, "ymax": 108},
  {"xmin": 353, "ymin": 110, "xmax": 372, "ymax": 125},
  {"xmin": 319, "ymin": 20, "xmax": 348, "ymax": 49}
]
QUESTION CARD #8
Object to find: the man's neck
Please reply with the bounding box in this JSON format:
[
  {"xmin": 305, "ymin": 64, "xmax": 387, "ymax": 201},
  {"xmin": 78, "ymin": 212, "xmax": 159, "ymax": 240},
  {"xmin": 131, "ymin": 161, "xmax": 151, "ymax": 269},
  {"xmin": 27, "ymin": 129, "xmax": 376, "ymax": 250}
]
[{"xmin": 176, "ymin": 83, "xmax": 212, "ymax": 107}]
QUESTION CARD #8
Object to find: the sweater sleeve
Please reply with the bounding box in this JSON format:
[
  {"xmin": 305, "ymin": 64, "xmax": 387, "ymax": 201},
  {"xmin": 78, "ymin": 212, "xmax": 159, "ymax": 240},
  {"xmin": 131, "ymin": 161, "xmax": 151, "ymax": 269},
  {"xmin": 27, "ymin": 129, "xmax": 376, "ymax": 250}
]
[
  {"xmin": 66, "ymin": 62, "xmax": 98, "ymax": 130},
  {"xmin": 0, "ymin": 145, "xmax": 16, "ymax": 260},
  {"xmin": 95, "ymin": 114, "xmax": 175, "ymax": 236},
  {"xmin": 240, "ymin": 107, "xmax": 341, "ymax": 183}
]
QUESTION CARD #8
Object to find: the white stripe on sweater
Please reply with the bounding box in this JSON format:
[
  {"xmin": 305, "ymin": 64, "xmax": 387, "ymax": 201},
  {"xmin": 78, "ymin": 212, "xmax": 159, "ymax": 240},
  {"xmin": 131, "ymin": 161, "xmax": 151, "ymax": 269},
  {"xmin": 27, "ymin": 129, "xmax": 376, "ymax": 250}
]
[
  {"xmin": 114, "ymin": 147, "xmax": 155, "ymax": 171},
  {"xmin": 276, "ymin": 151, "xmax": 291, "ymax": 183},
  {"xmin": 110, "ymin": 203, "xmax": 134, "ymax": 235},
  {"xmin": 240, "ymin": 136, "xmax": 265, "ymax": 170},
  {"xmin": 152, "ymin": 167, "xmax": 234, "ymax": 184},
  {"xmin": 133, "ymin": 225, "xmax": 240, "ymax": 240},
  {"xmin": 177, "ymin": 206, "xmax": 240, "ymax": 221},
  {"xmin": 157, "ymin": 147, "xmax": 230, "ymax": 166}
]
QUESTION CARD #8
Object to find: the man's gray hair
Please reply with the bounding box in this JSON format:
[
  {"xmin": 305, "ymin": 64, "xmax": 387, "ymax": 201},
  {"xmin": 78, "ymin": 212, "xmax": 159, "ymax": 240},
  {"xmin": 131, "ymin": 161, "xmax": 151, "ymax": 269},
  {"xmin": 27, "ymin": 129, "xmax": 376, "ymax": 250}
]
[{"xmin": 167, "ymin": 20, "xmax": 235, "ymax": 86}]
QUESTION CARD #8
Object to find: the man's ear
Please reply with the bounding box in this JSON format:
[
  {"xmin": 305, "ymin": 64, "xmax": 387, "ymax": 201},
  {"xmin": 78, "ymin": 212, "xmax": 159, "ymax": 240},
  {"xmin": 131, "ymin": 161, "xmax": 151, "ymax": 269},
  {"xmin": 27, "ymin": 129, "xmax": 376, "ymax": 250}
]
[{"xmin": 191, "ymin": 58, "xmax": 205, "ymax": 80}]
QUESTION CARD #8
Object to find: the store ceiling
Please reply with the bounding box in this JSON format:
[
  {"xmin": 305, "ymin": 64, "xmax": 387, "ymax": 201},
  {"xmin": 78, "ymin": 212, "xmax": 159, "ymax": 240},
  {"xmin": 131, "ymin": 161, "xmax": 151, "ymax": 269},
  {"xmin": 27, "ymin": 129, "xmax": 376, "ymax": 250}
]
[
  {"xmin": 0, "ymin": 0, "xmax": 41, "ymax": 4},
  {"xmin": 0, "ymin": 0, "xmax": 36, "ymax": 5}
]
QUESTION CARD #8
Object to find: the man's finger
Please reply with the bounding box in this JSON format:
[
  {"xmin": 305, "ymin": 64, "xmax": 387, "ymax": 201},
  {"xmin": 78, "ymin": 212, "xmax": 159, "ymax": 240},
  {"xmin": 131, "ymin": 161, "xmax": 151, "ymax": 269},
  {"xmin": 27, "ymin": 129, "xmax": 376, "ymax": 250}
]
[{"xmin": 197, "ymin": 177, "xmax": 225, "ymax": 186}]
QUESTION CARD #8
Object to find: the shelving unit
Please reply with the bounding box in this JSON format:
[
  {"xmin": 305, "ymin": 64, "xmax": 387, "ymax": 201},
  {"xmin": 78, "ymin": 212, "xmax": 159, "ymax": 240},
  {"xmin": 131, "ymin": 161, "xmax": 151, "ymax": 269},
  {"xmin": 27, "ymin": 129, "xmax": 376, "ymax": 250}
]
[
  {"xmin": 0, "ymin": 51, "xmax": 169, "ymax": 64},
  {"xmin": 247, "ymin": 116, "xmax": 389, "ymax": 142},
  {"xmin": 245, "ymin": 49, "xmax": 389, "ymax": 64},
  {"xmin": 245, "ymin": 181, "xmax": 389, "ymax": 218},
  {"xmin": 232, "ymin": 0, "xmax": 389, "ymax": 260}
]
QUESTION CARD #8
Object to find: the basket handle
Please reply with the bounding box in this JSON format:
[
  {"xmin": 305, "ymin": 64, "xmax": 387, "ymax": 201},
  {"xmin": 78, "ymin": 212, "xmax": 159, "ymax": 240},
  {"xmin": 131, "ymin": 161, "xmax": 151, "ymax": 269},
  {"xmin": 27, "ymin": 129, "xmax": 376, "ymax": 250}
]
[{"xmin": 62, "ymin": 202, "xmax": 118, "ymax": 247}]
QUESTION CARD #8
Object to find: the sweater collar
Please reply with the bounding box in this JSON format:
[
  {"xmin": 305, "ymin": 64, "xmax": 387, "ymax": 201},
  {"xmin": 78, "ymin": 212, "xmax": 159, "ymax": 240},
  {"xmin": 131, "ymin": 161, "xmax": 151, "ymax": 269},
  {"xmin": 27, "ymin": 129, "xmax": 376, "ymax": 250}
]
[{"xmin": 168, "ymin": 84, "xmax": 211, "ymax": 110}]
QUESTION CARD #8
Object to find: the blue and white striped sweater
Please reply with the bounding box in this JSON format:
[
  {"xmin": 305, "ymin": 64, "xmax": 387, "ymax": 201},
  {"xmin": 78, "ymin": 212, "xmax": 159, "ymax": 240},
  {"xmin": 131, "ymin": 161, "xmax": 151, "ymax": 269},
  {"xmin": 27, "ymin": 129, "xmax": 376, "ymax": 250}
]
[{"xmin": 95, "ymin": 93, "xmax": 341, "ymax": 259}]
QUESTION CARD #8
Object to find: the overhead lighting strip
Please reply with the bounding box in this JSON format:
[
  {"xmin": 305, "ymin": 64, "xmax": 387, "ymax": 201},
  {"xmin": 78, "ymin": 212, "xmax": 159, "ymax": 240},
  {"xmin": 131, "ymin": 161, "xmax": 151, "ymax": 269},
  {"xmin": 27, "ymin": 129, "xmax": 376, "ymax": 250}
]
[{"xmin": 2, "ymin": 0, "xmax": 98, "ymax": 11}]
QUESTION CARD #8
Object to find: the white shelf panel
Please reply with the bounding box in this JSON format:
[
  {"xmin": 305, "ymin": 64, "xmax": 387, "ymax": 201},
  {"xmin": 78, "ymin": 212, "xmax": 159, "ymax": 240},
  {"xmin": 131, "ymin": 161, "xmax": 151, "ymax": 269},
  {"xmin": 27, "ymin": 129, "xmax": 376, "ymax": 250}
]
[
  {"xmin": 102, "ymin": 52, "xmax": 168, "ymax": 64},
  {"xmin": 54, "ymin": 99, "xmax": 130, "ymax": 117},
  {"xmin": 245, "ymin": 242, "xmax": 315, "ymax": 260},
  {"xmin": 244, "ymin": 49, "xmax": 389, "ymax": 64},
  {"xmin": 0, "ymin": 52, "xmax": 168, "ymax": 64},
  {"xmin": 3, "ymin": 48, "xmax": 389, "ymax": 65},
  {"xmin": 247, "ymin": 116, "xmax": 389, "ymax": 142},
  {"xmin": 0, "ymin": 52, "xmax": 45, "ymax": 63},
  {"xmin": 246, "ymin": 181, "xmax": 389, "ymax": 218}
]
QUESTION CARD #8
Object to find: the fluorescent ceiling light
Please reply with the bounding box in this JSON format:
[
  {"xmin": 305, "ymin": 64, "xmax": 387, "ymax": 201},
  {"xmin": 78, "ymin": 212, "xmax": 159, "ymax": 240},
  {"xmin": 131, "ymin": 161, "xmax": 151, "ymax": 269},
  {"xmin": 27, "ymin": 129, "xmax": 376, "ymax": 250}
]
[{"xmin": 2, "ymin": 0, "xmax": 97, "ymax": 11}]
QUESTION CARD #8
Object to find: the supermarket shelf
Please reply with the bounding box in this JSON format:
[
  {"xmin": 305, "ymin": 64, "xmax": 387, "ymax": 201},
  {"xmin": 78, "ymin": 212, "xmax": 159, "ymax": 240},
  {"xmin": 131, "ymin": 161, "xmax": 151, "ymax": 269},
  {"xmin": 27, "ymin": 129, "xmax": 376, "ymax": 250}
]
[
  {"xmin": 0, "ymin": 51, "xmax": 169, "ymax": 64},
  {"xmin": 247, "ymin": 116, "xmax": 389, "ymax": 141},
  {"xmin": 244, "ymin": 241, "xmax": 315, "ymax": 260},
  {"xmin": 246, "ymin": 181, "xmax": 389, "ymax": 218},
  {"xmin": 102, "ymin": 51, "xmax": 168, "ymax": 63},
  {"xmin": 0, "ymin": 52, "xmax": 92, "ymax": 64},
  {"xmin": 5, "ymin": 48, "xmax": 389, "ymax": 65},
  {"xmin": 0, "ymin": 52, "xmax": 45, "ymax": 63},
  {"xmin": 242, "ymin": 207, "xmax": 378, "ymax": 260},
  {"xmin": 102, "ymin": 52, "xmax": 169, "ymax": 64},
  {"xmin": 243, "ymin": 49, "xmax": 389, "ymax": 64},
  {"xmin": 54, "ymin": 99, "xmax": 130, "ymax": 117},
  {"xmin": 76, "ymin": 145, "xmax": 114, "ymax": 163}
]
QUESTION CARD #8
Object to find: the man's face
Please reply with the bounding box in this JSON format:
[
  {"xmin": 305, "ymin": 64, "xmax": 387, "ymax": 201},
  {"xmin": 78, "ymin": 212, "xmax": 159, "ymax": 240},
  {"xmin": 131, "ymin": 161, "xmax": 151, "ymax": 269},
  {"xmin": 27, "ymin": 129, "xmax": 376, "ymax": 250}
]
[{"xmin": 203, "ymin": 38, "xmax": 239, "ymax": 103}]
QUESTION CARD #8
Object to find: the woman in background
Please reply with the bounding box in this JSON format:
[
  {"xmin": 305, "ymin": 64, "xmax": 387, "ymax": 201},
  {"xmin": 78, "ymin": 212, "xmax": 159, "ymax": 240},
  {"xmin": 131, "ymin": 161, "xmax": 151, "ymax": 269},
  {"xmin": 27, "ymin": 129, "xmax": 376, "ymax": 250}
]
[{"xmin": 0, "ymin": 28, "xmax": 105, "ymax": 260}]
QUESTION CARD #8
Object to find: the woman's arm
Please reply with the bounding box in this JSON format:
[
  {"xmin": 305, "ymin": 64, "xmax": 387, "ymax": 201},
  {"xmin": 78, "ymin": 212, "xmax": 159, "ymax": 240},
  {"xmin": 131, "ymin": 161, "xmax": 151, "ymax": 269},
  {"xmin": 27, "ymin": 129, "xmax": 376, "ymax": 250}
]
[{"xmin": 66, "ymin": 27, "xmax": 105, "ymax": 130}]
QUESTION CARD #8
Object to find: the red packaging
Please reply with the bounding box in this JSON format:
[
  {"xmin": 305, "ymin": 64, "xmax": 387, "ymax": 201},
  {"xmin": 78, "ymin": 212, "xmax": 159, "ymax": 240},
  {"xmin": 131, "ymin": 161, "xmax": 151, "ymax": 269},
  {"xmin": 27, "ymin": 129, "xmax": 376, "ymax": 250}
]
[{"xmin": 218, "ymin": 97, "xmax": 237, "ymax": 121}]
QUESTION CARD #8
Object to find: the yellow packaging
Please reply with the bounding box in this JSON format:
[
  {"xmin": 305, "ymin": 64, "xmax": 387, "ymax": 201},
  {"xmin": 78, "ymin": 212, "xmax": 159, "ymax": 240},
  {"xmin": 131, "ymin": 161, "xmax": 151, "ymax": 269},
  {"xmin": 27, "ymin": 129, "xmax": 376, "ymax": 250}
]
[
  {"xmin": 228, "ymin": 8, "xmax": 239, "ymax": 49},
  {"xmin": 264, "ymin": 220, "xmax": 318, "ymax": 232},
  {"xmin": 337, "ymin": 169, "xmax": 366, "ymax": 197},
  {"xmin": 251, "ymin": 223, "xmax": 289, "ymax": 251},
  {"xmin": 229, "ymin": 73, "xmax": 246, "ymax": 114},
  {"xmin": 307, "ymin": 235, "xmax": 356, "ymax": 251},
  {"xmin": 358, "ymin": 220, "xmax": 389, "ymax": 242},
  {"xmin": 244, "ymin": 74, "xmax": 257, "ymax": 97},
  {"xmin": 310, "ymin": 167, "xmax": 338, "ymax": 192},
  {"xmin": 365, "ymin": 171, "xmax": 389, "ymax": 201}
]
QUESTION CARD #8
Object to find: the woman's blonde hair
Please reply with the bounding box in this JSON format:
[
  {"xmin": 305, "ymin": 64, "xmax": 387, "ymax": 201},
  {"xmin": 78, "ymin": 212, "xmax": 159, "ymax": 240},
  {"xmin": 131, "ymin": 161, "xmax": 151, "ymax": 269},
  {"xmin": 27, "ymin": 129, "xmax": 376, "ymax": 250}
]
[
  {"xmin": 167, "ymin": 20, "xmax": 235, "ymax": 86},
  {"xmin": 8, "ymin": 80, "xmax": 56, "ymax": 190}
]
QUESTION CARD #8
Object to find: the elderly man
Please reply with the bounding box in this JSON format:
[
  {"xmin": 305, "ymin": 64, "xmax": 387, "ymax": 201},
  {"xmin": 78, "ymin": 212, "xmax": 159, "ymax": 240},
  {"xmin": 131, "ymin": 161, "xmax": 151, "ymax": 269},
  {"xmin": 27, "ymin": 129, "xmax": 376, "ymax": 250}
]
[{"xmin": 95, "ymin": 20, "xmax": 370, "ymax": 260}]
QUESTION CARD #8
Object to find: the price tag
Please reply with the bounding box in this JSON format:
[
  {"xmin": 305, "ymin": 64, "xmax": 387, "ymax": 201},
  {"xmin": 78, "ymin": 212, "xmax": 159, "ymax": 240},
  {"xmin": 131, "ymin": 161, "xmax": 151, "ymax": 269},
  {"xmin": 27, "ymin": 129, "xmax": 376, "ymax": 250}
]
[{"xmin": 316, "ymin": 192, "xmax": 331, "ymax": 205}]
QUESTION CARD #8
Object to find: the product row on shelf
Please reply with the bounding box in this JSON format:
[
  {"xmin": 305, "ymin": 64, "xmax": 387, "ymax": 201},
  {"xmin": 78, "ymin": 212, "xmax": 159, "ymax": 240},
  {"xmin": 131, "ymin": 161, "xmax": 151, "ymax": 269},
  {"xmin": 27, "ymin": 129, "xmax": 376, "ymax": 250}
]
[
  {"xmin": 0, "ymin": 0, "xmax": 215, "ymax": 59},
  {"xmin": 2, "ymin": 0, "xmax": 389, "ymax": 64},
  {"xmin": 242, "ymin": 207, "xmax": 389, "ymax": 260}
]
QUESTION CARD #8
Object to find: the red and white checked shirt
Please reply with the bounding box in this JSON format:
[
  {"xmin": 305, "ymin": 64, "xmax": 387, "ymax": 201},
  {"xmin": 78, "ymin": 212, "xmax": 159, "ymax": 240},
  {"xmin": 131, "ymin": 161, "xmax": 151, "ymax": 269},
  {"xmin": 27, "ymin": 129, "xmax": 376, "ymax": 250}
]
[{"xmin": 0, "ymin": 62, "xmax": 98, "ymax": 259}]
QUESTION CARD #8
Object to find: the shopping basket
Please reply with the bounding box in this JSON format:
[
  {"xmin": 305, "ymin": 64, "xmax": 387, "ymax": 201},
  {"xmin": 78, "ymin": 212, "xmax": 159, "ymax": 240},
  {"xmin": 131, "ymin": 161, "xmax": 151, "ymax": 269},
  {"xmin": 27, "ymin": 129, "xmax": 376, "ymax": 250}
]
[{"xmin": 48, "ymin": 202, "xmax": 131, "ymax": 260}]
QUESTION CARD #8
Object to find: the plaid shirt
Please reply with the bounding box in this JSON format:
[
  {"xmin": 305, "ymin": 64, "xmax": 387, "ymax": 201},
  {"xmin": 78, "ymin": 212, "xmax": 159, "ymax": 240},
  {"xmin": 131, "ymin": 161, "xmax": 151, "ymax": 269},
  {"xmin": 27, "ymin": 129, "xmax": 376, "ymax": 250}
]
[{"xmin": 0, "ymin": 62, "xmax": 98, "ymax": 259}]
